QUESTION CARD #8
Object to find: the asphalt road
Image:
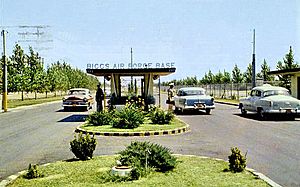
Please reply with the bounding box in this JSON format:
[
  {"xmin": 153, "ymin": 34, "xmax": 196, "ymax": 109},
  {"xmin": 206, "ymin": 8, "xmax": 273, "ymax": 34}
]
[{"xmin": 1, "ymin": 99, "xmax": 300, "ymax": 186}]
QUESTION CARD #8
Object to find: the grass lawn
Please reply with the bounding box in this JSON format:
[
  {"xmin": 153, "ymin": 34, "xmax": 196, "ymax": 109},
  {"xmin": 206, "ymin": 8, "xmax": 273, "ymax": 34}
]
[
  {"xmin": 81, "ymin": 117, "xmax": 187, "ymax": 133},
  {"xmin": 215, "ymin": 98, "xmax": 239, "ymax": 105},
  {"xmin": 7, "ymin": 96, "xmax": 64, "ymax": 109},
  {"xmin": 8, "ymin": 155, "xmax": 269, "ymax": 187}
]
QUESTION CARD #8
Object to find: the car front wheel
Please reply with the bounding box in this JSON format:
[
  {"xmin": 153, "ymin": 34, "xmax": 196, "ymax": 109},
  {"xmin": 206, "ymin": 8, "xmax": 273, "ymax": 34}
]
[{"xmin": 257, "ymin": 108, "xmax": 266, "ymax": 120}]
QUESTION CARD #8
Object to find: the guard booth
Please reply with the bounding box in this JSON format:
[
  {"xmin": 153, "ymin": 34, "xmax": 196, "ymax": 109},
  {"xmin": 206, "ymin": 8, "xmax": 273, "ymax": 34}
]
[
  {"xmin": 269, "ymin": 68, "xmax": 300, "ymax": 99},
  {"xmin": 86, "ymin": 68, "xmax": 176, "ymax": 107}
]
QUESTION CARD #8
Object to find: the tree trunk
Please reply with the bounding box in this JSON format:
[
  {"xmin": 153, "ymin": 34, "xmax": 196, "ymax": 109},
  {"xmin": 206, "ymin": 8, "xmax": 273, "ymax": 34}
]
[
  {"xmin": 21, "ymin": 90, "xmax": 24, "ymax": 101},
  {"xmin": 35, "ymin": 91, "xmax": 37, "ymax": 100},
  {"xmin": 46, "ymin": 91, "xmax": 48, "ymax": 98}
]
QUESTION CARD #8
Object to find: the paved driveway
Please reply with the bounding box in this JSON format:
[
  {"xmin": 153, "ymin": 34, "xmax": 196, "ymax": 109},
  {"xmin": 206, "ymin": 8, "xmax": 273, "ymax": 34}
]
[{"xmin": 0, "ymin": 98, "xmax": 300, "ymax": 186}]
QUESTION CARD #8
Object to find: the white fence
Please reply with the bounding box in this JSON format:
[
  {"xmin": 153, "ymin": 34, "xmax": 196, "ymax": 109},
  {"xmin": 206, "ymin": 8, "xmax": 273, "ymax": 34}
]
[{"xmin": 161, "ymin": 81, "xmax": 283, "ymax": 100}]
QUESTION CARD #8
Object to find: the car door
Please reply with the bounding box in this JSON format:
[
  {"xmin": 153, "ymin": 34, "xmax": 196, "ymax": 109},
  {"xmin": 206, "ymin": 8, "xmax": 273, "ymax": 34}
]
[
  {"xmin": 174, "ymin": 90, "xmax": 182, "ymax": 108},
  {"xmin": 243, "ymin": 90, "xmax": 255, "ymax": 111},
  {"xmin": 250, "ymin": 90, "xmax": 262, "ymax": 111}
]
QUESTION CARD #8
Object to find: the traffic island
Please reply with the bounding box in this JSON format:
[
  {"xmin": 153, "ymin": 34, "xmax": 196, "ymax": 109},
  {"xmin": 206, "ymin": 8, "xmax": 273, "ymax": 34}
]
[{"xmin": 75, "ymin": 117, "xmax": 190, "ymax": 136}]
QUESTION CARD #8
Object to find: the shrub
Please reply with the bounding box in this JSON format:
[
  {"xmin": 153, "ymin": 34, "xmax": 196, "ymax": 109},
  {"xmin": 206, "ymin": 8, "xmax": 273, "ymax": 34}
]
[
  {"xmin": 126, "ymin": 96, "xmax": 145, "ymax": 110},
  {"xmin": 70, "ymin": 132, "xmax": 97, "ymax": 160},
  {"xmin": 112, "ymin": 105, "xmax": 144, "ymax": 129},
  {"xmin": 118, "ymin": 141, "xmax": 177, "ymax": 172},
  {"xmin": 129, "ymin": 167, "xmax": 141, "ymax": 180},
  {"xmin": 228, "ymin": 147, "xmax": 247, "ymax": 172},
  {"xmin": 24, "ymin": 164, "xmax": 44, "ymax": 179},
  {"xmin": 150, "ymin": 107, "xmax": 174, "ymax": 124},
  {"xmin": 86, "ymin": 111, "xmax": 114, "ymax": 126}
]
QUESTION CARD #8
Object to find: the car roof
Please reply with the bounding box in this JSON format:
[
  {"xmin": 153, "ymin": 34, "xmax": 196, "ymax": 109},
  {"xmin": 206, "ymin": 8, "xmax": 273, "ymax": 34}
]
[
  {"xmin": 253, "ymin": 84, "xmax": 288, "ymax": 92},
  {"xmin": 178, "ymin": 87, "xmax": 205, "ymax": 91}
]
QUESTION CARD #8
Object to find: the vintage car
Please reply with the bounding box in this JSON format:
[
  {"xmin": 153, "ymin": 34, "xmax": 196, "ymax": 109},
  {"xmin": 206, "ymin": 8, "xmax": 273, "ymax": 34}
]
[
  {"xmin": 62, "ymin": 88, "xmax": 94, "ymax": 111},
  {"xmin": 173, "ymin": 87, "xmax": 215, "ymax": 114},
  {"xmin": 239, "ymin": 84, "xmax": 300, "ymax": 120}
]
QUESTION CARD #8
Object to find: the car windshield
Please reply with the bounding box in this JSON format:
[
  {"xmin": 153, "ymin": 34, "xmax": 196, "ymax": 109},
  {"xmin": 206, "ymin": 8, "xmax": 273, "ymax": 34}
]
[
  {"xmin": 182, "ymin": 90, "xmax": 204, "ymax": 96},
  {"xmin": 68, "ymin": 90, "xmax": 86, "ymax": 95},
  {"xmin": 263, "ymin": 90, "xmax": 290, "ymax": 97}
]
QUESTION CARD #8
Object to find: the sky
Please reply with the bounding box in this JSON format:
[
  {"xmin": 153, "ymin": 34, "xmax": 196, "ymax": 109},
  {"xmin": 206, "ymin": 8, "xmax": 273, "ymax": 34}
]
[{"xmin": 1, "ymin": 0, "xmax": 300, "ymax": 81}]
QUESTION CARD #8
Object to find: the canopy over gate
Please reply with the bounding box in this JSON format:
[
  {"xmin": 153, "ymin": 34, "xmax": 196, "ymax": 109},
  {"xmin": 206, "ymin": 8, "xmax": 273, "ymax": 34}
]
[{"xmin": 86, "ymin": 67, "xmax": 176, "ymax": 106}]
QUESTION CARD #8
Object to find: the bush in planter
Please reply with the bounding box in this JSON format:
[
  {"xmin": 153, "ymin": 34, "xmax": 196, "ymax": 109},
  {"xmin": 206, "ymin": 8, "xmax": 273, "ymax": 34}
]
[
  {"xmin": 126, "ymin": 96, "xmax": 145, "ymax": 110},
  {"xmin": 112, "ymin": 104, "xmax": 144, "ymax": 129},
  {"xmin": 86, "ymin": 111, "xmax": 114, "ymax": 126},
  {"xmin": 150, "ymin": 107, "xmax": 174, "ymax": 124},
  {"xmin": 118, "ymin": 141, "xmax": 177, "ymax": 172},
  {"xmin": 70, "ymin": 132, "xmax": 97, "ymax": 160},
  {"xmin": 228, "ymin": 147, "xmax": 247, "ymax": 172},
  {"xmin": 23, "ymin": 164, "xmax": 44, "ymax": 179}
]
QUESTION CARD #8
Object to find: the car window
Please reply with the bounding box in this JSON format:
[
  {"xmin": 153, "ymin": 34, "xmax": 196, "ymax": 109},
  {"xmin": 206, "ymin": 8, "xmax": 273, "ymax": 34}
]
[
  {"xmin": 256, "ymin": 90, "xmax": 262, "ymax": 97},
  {"xmin": 183, "ymin": 90, "xmax": 204, "ymax": 96},
  {"xmin": 69, "ymin": 90, "xmax": 86, "ymax": 95},
  {"xmin": 263, "ymin": 90, "xmax": 290, "ymax": 97},
  {"xmin": 250, "ymin": 90, "xmax": 256, "ymax": 96},
  {"xmin": 177, "ymin": 90, "xmax": 182, "ymax": 96}
]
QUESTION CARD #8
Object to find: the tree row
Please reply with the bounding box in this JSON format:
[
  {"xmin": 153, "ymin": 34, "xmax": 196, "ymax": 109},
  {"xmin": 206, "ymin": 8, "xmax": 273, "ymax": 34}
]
[
  {"xmin": 0, "ymin": 44, "xmax": 99, "ymax": 100},
  {"xmin": 163, "ymin": 46, "xmax": 298, "ymax": 87}
]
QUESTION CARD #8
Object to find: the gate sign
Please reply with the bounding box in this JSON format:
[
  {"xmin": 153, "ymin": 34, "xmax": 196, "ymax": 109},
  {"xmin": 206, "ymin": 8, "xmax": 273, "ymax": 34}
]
[{"xmin": 87, "ymin": 62, "xmax": 175, "ymax": 69}]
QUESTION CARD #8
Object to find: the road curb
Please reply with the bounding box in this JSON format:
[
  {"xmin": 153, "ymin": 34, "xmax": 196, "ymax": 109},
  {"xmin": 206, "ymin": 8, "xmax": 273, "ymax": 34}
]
[
  {"xmin": 1, "ymin": 155, "xmax": 281, "ymax": 187},
  {"xmin": 173, "ymin": 154, "xmax": 282, "ymax": 187},
  {"xmin": 215, "ymin": 101, "xmax": 239, "ymax": 106},
  {"xmin": 75, "ymin": 118, "xmax": 190, "ymax": 137},
  {"xmin": 0, "ymin": 100, "xmax": 61, "ymax": 114},
  {"xmin": 0, "ymin": 163, "xmax": 51, "ymax": 187},
  {"xmin": 75, "ymin": 124, "xmax": 190, "ymax": 137}
]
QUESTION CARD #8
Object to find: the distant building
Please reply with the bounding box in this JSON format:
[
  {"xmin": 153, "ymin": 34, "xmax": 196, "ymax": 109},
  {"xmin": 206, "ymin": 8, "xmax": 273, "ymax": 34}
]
[{"xmin": 269, "ymin": 68, "xmax": 300, "ymax": 99}]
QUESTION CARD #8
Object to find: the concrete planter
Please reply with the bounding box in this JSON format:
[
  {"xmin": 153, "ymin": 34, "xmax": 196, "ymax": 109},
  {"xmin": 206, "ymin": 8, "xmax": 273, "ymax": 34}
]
[{"xmin": 111, "ymin": 166, "xmax": 132, "ymax": 176}]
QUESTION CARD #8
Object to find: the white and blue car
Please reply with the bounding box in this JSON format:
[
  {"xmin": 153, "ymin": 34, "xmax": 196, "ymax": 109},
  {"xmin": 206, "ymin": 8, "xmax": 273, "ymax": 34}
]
[
  {"xmin": 239, "ymin": 84, "xmax": 300, "ymax": 120},
  {"xmin": 173, "ymin": 87, "xmax": 215, "ymax": 114}
]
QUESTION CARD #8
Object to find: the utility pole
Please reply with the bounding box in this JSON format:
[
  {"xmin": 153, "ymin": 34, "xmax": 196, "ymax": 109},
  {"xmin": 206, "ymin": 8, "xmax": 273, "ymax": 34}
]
[
  {"xmin": 2, "ymin": 29, "xmax": 7, "ymax": 112},
  {"xmin": 158, "ymin": 76, "xmax": 161, "ymax": 107},
  {"xmin": 252, "ymin": 29, "xmax": 256, "ymax": 88},
  {"xmin": 103, "ymin": 77, "xmax": 106, "ymax": 110},
  {"xmin": 130, "ymin": 48, "xmax": 133, "ymax": 93}
]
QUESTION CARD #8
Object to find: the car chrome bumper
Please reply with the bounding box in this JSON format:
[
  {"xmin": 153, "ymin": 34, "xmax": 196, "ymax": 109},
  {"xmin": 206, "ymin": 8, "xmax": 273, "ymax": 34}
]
[
  {"xmin": 63, "ymin": 103, "xmax": 88, "ymax": 107},
  {"xmin": 183, "ymin": 105, "xmax": 215, "ymax": 110},
  {"xmin": 265, "ymin": 108, "xmax": 298, "ymax": 114}
]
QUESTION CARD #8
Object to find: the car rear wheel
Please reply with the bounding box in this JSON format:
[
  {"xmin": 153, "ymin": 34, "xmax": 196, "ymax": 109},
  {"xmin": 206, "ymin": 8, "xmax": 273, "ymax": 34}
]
[
  {"xmin": 64, "ymin": 107, "xmax": 69, "ymax": 112},
  {"xmin": 241, "ymin": 108, "xmax": 247, "ymax": 115},
  {"xmin": 205, "ymin": 109, "xmax": 211, "ymax": 115}
]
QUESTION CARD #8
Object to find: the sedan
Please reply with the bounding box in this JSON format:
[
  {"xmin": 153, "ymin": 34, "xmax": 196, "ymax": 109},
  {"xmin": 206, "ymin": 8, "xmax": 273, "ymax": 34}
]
[
  {"xmin": 173, "ymin": 87, "xmax": 215, "ymax": 114},
  {"xmin": 239, "ymin": 84, "xmax": 300, "ymax": 120},
  {"xmin": 62, "ymin": 88, "xmax": 94, "ymax": 111}
]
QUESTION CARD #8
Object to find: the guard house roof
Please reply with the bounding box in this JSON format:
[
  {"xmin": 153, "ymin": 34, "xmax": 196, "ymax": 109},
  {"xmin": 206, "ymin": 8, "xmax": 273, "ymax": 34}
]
[
  {"xmin": 86, "ymin": 67, "xmax": 176, "ymax": 76},
  {"xmin": 268, "ymin": 68, "xmax": 300, "ymax": 75}
]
